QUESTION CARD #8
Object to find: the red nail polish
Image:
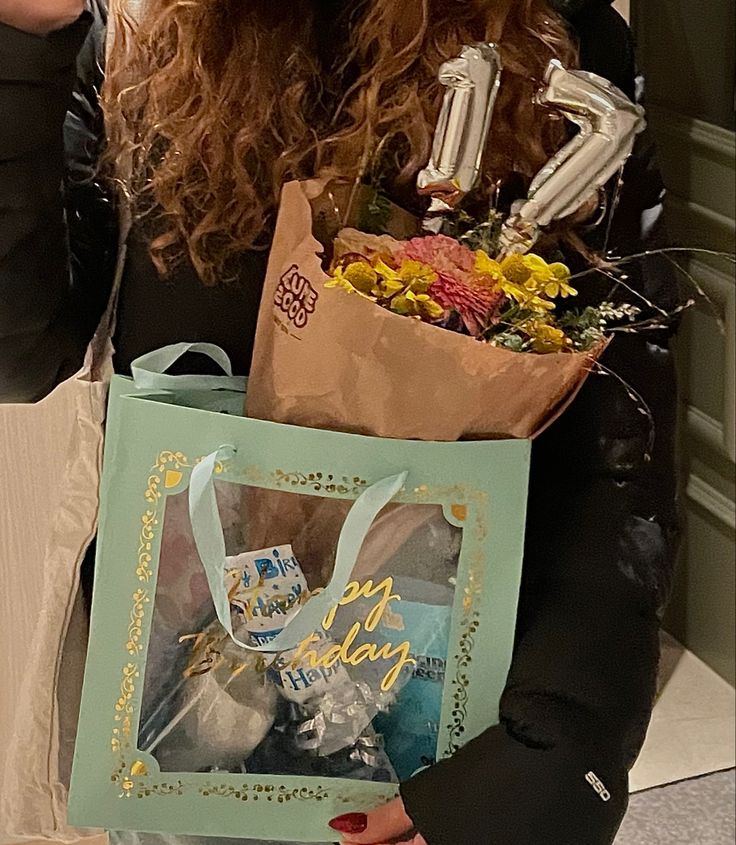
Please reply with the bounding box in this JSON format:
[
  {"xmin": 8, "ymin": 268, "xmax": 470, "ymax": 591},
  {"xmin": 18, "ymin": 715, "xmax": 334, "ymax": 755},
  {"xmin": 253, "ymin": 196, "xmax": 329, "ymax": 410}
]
[{"xmin": 328, "ymin": 813, "xmax": 369, "ymax": 834}]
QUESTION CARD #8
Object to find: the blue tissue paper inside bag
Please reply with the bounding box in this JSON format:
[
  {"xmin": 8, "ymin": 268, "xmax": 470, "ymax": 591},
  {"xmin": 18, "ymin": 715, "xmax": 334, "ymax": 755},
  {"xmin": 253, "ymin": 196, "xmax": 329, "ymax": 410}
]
[{"xmin": 373, "ymin": 598, "xmax": 452, "ymax": 780}]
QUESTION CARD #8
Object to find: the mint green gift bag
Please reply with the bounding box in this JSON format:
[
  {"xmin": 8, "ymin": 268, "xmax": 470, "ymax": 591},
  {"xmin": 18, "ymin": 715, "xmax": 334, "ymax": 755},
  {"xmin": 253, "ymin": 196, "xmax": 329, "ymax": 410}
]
[{"xmin": 69, "ymin": 344, "xmax": 530, "ymax": 843}]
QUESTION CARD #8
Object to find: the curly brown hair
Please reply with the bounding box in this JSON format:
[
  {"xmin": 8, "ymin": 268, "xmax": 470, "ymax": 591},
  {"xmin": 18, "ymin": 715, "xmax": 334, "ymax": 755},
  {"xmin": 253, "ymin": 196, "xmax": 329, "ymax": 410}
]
[{"xmin": 104, "ymin": 0, "xmax": 578, "ymax": 284}]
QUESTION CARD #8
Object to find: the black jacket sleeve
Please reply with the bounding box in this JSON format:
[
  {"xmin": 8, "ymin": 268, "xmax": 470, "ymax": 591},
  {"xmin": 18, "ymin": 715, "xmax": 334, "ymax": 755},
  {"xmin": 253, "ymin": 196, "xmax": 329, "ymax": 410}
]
[
  {"xmin": 402, "ymin": 6, "xmax": 680, "ymax": 845},
  {"xmin": 0, "ymin": 7, "xmax": 114, "ymax": 403}
]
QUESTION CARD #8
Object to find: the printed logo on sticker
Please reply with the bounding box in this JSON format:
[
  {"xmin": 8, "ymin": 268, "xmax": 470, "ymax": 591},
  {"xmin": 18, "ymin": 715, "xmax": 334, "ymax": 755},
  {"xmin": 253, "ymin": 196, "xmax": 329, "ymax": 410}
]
[
  {"xmin": 274, "ymin": 264, "xmax": 318, "ymax": 329},
  {"xmin": 586, "ymin": 771, "xmax": 612, "ymax": 802},
  {"xmin": 412, "ymin": 655, "xmax": 446, "ymax": 683}
]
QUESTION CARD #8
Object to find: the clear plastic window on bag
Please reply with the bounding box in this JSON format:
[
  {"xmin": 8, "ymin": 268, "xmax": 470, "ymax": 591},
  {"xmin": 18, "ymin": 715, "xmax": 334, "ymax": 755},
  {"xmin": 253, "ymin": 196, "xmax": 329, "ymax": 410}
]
[{"xmin": 137, "ymin": 480, "xmax": 462, "ymax": 785}]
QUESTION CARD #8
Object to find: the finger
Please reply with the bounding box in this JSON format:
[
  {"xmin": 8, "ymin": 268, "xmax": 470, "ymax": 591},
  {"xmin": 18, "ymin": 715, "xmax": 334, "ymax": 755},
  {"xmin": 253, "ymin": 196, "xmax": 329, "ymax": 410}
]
[{"xmin": 329, "ymin": 798, "xmax": 414, "ymax": 844}]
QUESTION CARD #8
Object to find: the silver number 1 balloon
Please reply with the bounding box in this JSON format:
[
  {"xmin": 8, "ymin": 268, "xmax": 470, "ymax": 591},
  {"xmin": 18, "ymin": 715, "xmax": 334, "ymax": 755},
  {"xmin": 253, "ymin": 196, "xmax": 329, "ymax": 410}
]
[
  {"xmin": 417, "ymin": 43, "xmax": 502, "ymax": 229},
  {"xmin": 500, "ymin": 60, "xmax": 647, "ymax": 254}
]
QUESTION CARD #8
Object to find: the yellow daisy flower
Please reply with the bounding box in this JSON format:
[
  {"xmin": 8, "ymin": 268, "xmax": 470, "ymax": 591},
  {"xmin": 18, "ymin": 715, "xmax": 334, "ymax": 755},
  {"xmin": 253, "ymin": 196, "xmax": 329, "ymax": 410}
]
[
  {"xmin": 374, "ymin": 259, "xmax": 438, "ymax": 296},
  {"xmin": 521, "ymin": 254, "xmax": 578, "ymax": 299},
  {"xmin": 474, "ymin": 250, "xmax": 506, "ymax": 284},
  {"xmin": 326, "ymin": 261, "xmax": 378, "ymax": 298},
  {"xmin": 520, "ymin": 319, "xmax": 573, "ymax": 354},
  {"xmin": 500, "ymin": 254, "xmax": 534, "ymax": 286},
  {"xmin": 390, "ymin": 289, "xmax": 444, "ymax": 320}
]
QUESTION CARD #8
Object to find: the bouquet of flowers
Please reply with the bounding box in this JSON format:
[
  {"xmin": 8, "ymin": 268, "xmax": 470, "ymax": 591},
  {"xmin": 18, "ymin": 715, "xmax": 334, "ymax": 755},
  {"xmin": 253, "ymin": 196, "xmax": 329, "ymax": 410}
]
[
  {"xmin": 327, "ymin": 228, "xmax": 635, "ymax": 355},
  {"xmin": 247, "ymin": 47, "xmax": 648, "ymax": 441},
  {"xmin": 246, "ymin": 178, "xmax": 612, "ymax": 442}
]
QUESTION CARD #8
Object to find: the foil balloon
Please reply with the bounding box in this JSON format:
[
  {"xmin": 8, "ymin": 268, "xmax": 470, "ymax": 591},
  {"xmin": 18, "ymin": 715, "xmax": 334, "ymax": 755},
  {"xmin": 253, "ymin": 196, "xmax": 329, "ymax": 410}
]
[
  {"xmin": 417, "ymin": 43, "xmax": 502, "ymax": 230},
  {"xmin": 500, "ymin": 59, "xmax": 647, "ymax": 254}
]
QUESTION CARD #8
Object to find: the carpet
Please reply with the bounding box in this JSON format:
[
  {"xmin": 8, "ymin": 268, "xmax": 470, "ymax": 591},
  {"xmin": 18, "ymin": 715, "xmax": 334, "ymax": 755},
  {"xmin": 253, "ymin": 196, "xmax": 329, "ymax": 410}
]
[{"xmin": 616, "ymin": 770, "xmax": 736, "ymax": 844}]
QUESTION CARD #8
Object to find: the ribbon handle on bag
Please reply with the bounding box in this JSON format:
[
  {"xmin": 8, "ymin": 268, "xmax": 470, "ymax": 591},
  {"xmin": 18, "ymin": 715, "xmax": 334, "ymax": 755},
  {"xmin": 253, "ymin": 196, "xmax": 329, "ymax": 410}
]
[
  {"xmin": 131, "ymin": 343, "xmax": 248, "ymax": 393},
  {"xmin": 189, "ymin": 448, "xmax": 407, "ymax": 654}
]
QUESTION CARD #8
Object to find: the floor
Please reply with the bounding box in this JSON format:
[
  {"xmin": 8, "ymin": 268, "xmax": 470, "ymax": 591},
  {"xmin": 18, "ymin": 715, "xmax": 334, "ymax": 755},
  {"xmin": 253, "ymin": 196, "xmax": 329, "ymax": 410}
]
[{"xmin": 616, "ymin": 770, "xmax": 736, "ymax": 845}]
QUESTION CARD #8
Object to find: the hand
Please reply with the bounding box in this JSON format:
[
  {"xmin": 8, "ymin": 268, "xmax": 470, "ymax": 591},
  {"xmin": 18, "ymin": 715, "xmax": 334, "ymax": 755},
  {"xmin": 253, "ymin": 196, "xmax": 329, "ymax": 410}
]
[
  {"xmin": 0, "ymin": 0, "xmax": 85, "ymax": 34},
  {"xmin": 329, "ymin": 798, "xmax": 429, "ymax": 845}
]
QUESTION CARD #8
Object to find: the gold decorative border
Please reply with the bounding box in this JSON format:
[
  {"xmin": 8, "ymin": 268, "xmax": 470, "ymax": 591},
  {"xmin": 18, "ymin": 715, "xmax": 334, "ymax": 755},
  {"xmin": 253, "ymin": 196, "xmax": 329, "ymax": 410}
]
[
  {"xmin": 112, "ymin": 452, "xmax": 191, "ymax": 787},
  {"xmin": 111, "ymin": 663, "xmax": 138, "ymax": 756},
  {"xmin": 274, "ymin": 470, "xmax": 367, "ymax": 495},
  {"xmin": 148, "ymin": 452, "xmax": 191, "ymax": 502},
  {"xmin": 138, "ymin": 452, "xmax": 192, "ymax": 581},
  {"xmin": 196, "ymin": 782, "xmax": 390, "ymax": 807},
  {"xmin": 441, "ymin": 490, "xmax": 488, "ymax": 757},
  {"xmin": 136, "ymin": 511, "xmax": 158, "ymax": 582},
  {"xmin": 447, "ymin": 611, "xmax": 480, "ymax": 754},
  {"xmin": 111, "ymin": 455, "xmax": 487, "ymax": 799},
  {"xmin": 199, "ymin": 784, "xmax": 332, "ymax": 803},
  {"xmin": 123, "ymin": 779, "xmax": 185, "ymax": 799},
  {"xmin": 126, "ymin": 589, "xmax": 150, "ymax": 655}
]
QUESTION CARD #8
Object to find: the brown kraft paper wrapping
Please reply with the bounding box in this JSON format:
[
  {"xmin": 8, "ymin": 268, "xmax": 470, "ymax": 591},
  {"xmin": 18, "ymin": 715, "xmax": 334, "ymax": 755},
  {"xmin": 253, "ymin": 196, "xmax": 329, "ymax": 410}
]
[{"xmin": 247, "ymin": 180, "xmax": 602, "ymax": 442}]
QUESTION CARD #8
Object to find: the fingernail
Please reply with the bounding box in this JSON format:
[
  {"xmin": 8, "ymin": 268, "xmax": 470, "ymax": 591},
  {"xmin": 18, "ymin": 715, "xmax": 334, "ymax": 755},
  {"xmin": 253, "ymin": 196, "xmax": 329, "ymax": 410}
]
[{"xmin": 328, "ymin": 813, "xmax": 369, "ymax": 834}]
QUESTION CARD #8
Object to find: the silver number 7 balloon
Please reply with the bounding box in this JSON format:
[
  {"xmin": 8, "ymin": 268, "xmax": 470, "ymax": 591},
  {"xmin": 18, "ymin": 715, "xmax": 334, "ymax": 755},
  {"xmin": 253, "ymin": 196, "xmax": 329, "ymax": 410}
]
[
  {"xmin": 500, "ymin": 60, "xmax": 647, "ymax": 254},
  {"xmin": 417, "ymin": 43, "xmax": 502, "ymax": 229}
]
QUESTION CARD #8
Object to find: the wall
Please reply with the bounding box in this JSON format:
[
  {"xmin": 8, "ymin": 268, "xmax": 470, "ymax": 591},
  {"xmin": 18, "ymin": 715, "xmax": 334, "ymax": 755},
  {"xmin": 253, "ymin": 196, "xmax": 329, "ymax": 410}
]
[
  {"xmin": 634, "ymin": 0, "xmax": 735, "ymax": 131},
  {"xmin": 634, "ymin": 0, "xmax": 736, "ymax": 684}
]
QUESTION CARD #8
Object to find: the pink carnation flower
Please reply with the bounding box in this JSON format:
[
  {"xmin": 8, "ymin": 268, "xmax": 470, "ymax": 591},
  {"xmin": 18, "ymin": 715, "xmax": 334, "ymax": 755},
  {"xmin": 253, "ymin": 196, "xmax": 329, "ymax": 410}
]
[
  {"xmin": 430, "ymin": 272, "xmax": 505, "ymax": 337},
  {"xmin": 400, "ymin": 235, "xmax": 476, "ymax": 281}
]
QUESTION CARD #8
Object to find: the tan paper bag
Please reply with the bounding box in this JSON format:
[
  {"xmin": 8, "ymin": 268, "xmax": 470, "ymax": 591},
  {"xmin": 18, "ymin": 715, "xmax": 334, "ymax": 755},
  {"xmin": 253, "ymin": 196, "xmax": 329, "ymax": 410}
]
[{"xmin": 247, "ymin": 180, "xmax": 600, "ymax": 442}]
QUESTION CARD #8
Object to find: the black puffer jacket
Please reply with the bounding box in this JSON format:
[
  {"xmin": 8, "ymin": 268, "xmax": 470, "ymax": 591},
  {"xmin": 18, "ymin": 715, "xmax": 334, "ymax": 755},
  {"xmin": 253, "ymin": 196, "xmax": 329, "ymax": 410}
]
[{"xmin": 0, "ymin": 2, "xmax": 679, "ymax": 843}]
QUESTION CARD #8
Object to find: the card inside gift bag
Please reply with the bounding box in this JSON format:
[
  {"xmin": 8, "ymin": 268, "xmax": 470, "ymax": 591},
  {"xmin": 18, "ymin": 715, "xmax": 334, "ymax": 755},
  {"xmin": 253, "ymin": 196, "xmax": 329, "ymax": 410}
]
[{"xmin": 137, "ymin": 480, "xmax": 461, "ymax": 784}]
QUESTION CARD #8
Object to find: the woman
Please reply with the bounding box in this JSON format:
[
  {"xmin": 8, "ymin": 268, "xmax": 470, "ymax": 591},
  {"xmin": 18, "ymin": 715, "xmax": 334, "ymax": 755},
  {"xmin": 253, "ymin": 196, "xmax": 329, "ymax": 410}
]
[{"xmin": 0, "ymin": 1, "xmax": 679, "ymax": 843}]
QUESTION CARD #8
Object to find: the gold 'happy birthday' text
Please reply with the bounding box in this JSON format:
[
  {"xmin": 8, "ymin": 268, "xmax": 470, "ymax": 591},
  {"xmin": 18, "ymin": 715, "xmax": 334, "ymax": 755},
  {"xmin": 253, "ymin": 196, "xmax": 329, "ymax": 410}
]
[{"xmin": 293, "ymin": 577, "xmax": 415, "ymax": 692}]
